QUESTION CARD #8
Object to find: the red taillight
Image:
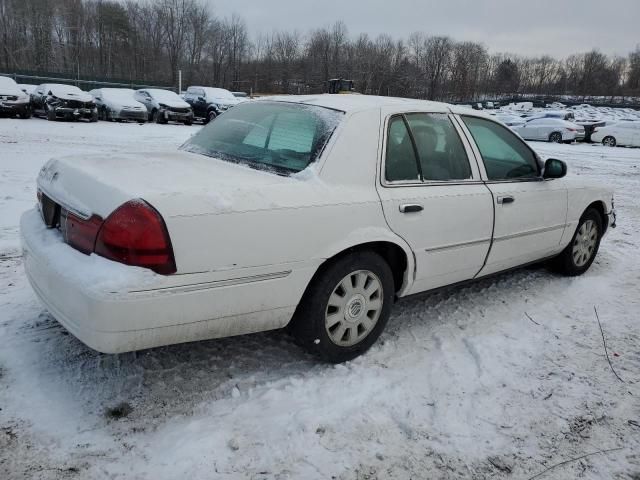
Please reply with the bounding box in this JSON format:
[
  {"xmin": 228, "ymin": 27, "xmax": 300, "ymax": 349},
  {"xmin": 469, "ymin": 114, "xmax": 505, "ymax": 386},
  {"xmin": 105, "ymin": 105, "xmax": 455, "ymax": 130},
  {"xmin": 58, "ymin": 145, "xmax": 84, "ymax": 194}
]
[
  {"xmin": 94, "ymin": 200, "xmax": 176, "ymax": 275},
  {"xmin": 60, "ymin": 210, "xmax": 103, "ymax": 254}
]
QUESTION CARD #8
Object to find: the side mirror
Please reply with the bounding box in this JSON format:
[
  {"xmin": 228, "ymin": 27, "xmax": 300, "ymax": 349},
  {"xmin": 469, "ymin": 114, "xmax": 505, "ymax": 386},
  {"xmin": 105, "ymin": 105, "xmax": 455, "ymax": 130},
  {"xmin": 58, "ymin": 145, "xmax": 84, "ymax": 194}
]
[
  {"xmin": 543, "ymin": 158, "xmax": 567, "ymax": 179},
  {"xmin": 198, "ymin": 96, "xmax": 205, "ymax": 101}
]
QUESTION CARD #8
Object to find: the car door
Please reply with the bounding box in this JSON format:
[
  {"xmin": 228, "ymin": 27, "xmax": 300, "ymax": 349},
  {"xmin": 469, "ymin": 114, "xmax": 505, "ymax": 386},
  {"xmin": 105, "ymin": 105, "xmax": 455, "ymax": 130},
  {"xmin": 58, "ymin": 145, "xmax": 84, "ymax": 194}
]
[
  {"xmin": 632, "ymin": 124, "xmax": 640, "ymax": 147},
  {"xmin": 457, "ymin": 115, "xmax": 568, "ymax": 275},
  {"xmin": 32, "ymin": 85, "xmax": 45, "ymax": 113},
  {"xmin": 518, "ymin": 119, "xmax": 539, "ymax": 140},
  {"xmin": 376, "ymin": 109, "xmax": 494, "ymax": 294},
  {"xmin": 135, "ymin": 91, "xmax": 152, "ymax": 114}
]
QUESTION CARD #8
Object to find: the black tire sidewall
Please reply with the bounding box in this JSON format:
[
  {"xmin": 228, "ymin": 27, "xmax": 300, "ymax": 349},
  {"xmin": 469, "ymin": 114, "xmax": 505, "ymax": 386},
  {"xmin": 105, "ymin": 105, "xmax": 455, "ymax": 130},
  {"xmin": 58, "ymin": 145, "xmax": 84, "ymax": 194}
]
[
  {"xmin": 550, "ymin": 132, "xmax": 562, "ymax": 143},
  {"xmin": 289, "ymin": 251, "xmax": 395, "ymax": 363}
]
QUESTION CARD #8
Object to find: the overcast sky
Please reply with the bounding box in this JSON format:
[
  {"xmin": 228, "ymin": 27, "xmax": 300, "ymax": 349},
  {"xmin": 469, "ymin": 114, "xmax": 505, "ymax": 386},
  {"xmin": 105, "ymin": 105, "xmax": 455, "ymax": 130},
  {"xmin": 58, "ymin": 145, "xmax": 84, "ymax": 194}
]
[{"xmin": 213, "ymin": 0, "xmax": 639, "ymax": 58}]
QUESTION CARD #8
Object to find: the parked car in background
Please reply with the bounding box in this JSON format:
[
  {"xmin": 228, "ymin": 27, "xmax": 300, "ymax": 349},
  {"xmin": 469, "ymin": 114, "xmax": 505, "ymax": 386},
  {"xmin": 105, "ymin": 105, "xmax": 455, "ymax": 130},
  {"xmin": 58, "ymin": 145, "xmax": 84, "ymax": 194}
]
[
  {"xmin": 0, "ymin": 76, "xmax": 31, "ymax": 118},
  {"xmin": 591, "ymin": 121, "xmax": 640, "ymax": 147},
  {"xmin": 90, "ymin": 88, "xmax": 147, "ymax": 122},
  {"xmin": 491, "ymin": 113, "xmax": 526, "ymax": 128},
  {"xmin": 232, "ymin": 91, "xmax": 249, "ymax": 98},
  {"xmin": 539, "ymin": 110, "xmax": 575, "ymax": 121},
  {"xmin": 22, "ymin": 96, "xmax": 615, "ymax": 363},
  {"xmin": 134, "ymin": 88, "xmax": 193, "ymax": 125},
  {"xmin": 31, "ymin": 84, "xmax": 97, "ymax": 122},
  {"xmin": 183, "ymin": 86, "xmax": 246, "ymax": 123},
  {"xmin": 513, "ymin": 117, "xmax": 585, "ymax": 143}
]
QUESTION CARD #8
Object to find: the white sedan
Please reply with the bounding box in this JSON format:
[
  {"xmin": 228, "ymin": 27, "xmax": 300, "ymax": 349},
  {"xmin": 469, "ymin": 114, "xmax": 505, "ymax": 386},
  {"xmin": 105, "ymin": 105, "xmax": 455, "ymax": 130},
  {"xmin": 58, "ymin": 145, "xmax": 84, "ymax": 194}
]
[
  {"xmin": 513, "ymin": 117, "xmax": 585, "ymax": 143},
  {"xmin": 591, "ymin": 121, "xmax": 640, "ymax": 147},
  {"xmin": 21, "ymin": 95, "xmax": 616, "ymax": 362}
]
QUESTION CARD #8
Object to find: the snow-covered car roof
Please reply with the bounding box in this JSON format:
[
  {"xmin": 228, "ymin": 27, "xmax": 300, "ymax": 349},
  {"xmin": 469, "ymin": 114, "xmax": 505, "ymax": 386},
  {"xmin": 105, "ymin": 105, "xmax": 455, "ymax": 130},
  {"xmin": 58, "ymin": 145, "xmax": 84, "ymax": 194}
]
[
  {"xmin": 0, "ymin": 75, "xmax": 22, "ymax": 94},
  {"xmin": 201, "ymin": 87, "xmax": 236, "ymax": 100},
  {"xmin": 262, "ymin": 94, "xmax": 458, "ymax": 114}
]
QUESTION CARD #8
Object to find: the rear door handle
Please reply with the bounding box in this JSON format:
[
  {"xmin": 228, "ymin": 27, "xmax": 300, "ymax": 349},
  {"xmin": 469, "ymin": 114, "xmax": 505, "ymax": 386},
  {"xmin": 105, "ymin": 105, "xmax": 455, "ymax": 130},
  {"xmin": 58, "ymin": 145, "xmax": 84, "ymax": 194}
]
[
  {"xmin": 399, "ymin": 203, "xmax": 424, "ymax": 213},
  {"xmin": 497, "ymin": 195, "xmax": 515, "ymax": 205}
]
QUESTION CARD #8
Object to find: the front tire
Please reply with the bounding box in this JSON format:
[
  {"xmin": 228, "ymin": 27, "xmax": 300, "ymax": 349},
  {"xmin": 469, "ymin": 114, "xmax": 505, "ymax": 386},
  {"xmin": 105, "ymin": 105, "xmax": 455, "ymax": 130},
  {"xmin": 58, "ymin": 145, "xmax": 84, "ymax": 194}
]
[
  {"xmin": 602, "ymin": 136, "xmax": 617, "ymax": 147},
  {"xmin": 551, "ymin": 208, "xmax": 603, "ymax": 276},
  {"xmin": 549, "ymin": 132, "xmax": 563, "ymax": 143},
  {"xmin": 288, "ymin": 251, "xmax": 394, "ymax": 363},
  {"xmin": 205, "ymin": 110, "xmax": 217, "ymax": 124},
  {"xmin": 46, "ymin": 107, "xmax": 57, "ymax": 121}
]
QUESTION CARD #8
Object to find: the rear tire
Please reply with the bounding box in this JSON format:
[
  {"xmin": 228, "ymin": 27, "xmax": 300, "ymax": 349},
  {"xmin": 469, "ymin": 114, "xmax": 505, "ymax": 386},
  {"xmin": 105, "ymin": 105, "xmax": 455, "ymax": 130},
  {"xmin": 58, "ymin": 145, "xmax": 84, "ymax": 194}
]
[
  {"xmin": 602, "ymin": 136, "xmax": 616, "ymax": 147},
  {"xmin": 550, "ymin": 208, "xmax": 603, "ymax": 276},
  {"xmin": 18, "ymin": 108, "xmax": 31, "ymax": 119},
  {"xmin": 549, "ymin": 132, "xmax": 563, "ymax": 143},
  {"xmin": 288, "ymin": 251, "xmax": 394, "ymax": 363}
]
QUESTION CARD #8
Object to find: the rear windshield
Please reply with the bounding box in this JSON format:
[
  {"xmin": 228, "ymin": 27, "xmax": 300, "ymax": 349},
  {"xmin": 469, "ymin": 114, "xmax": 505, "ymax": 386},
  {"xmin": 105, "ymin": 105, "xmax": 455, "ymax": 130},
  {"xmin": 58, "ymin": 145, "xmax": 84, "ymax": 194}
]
[{"xmin": 181, "ymin": 101, "xmax": 343, "ymax": 174}]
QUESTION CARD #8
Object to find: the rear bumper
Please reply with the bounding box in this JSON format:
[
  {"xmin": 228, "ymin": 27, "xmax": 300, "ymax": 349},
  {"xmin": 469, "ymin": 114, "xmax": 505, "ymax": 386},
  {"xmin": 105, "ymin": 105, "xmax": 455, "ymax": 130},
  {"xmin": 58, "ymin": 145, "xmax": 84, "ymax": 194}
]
[{"xmin": 20, "ymin": 209, "xmax": 300, "ymax": 353}]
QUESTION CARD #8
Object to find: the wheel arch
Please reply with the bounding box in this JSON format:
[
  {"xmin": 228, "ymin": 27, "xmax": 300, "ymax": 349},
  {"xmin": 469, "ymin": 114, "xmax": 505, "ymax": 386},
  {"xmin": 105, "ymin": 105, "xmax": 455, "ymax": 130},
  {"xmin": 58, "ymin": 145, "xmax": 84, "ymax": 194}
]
[
  {"xmin": 585, "ymin": 200, "xmax": 608, "ymax": 233},
  {"xmin": 312, "ymin": 237, "xmax": 414, "ymax": 297}
]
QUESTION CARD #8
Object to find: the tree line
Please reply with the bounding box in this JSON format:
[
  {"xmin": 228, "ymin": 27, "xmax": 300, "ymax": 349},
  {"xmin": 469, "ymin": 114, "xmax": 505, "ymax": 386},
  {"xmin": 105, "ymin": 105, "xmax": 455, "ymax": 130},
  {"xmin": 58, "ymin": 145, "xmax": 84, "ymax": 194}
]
[{"xmin": 1, "ymin": 0, "xmax": 639, "ymax": 101}]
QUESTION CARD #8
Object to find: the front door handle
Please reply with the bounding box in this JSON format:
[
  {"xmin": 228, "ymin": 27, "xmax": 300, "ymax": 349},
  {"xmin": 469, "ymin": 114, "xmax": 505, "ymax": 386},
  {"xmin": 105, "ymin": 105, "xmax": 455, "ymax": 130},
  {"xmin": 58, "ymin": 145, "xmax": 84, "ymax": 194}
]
[
  {"xmin": 497, "ymin": 195, "xmax": 515, "ymax": 205},
  {"xmin": 399, "ymin": 203, "xmax": 424, "ymax": 213}
]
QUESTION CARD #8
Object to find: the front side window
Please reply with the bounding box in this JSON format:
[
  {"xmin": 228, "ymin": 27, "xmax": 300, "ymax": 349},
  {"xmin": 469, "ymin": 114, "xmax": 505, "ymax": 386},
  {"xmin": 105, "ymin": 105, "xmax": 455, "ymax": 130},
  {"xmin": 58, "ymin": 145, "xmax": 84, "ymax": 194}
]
[
  {"xmin": 181, "ymin": 101, "xmax": 343, "ymax": 174},
  {"xmin": 462, "ymin": 116, "xmax": 539, "ymax": 181}
]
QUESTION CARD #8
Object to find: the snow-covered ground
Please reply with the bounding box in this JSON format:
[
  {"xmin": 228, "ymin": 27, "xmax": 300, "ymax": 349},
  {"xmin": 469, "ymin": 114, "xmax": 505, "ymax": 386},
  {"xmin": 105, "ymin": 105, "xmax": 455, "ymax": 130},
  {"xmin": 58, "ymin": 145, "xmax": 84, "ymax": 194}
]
[{"xmin": 1, "ymin": 118, "xmax": 639, "ymax": 480}]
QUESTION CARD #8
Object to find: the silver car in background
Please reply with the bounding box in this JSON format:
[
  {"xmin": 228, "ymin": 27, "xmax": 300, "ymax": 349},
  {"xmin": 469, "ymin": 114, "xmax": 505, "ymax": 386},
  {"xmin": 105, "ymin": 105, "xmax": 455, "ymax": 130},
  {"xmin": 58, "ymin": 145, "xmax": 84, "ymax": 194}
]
[
  {"xmin": 134, "ymin": 88, "xmax": 194, "ymax": 125},
  {"xmin": 90, "ymin": 88, "xmax": 147, "ymax": 122}
]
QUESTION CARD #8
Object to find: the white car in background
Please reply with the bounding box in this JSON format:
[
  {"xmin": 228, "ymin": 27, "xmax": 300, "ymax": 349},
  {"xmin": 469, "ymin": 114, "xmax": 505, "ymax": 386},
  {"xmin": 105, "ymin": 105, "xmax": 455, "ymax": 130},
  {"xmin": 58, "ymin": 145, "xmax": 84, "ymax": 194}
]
[
  {"xmin": 90, "ymin": 88, "xmax": 148, "ymax": 122},
  {"xmin": 591, "ymin": 121, "xmax": 640, "ymax": 147},
  {"xmin": 0, "ymin": 76, "xmax": 31, "ymax": 118},
  {"xmin": 513, "ymin": 117, "xmax": 585, "ymax": 143},
  {"xmin": 21, "ymin": 96, "xmax": 615, "ymax": 363},
  {"xmin": 492, "ymin": 113, "xmax": 526, "ymax": 129}
]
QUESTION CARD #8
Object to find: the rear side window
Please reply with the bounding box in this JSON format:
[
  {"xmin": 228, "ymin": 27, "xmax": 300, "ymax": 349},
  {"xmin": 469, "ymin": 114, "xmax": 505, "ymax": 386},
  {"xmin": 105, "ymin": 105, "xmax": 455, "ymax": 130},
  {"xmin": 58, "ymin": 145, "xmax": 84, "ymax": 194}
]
[
  {"xmin": 405, "ymin": 113, "xmax": 471, "ymax": 181},
  {"xmin": 385, "ymin": 113, "xmax": 471, "ymax": 182},
  {"xmin": 385, "ymin": 117, "xmax": 420, "ymax": 182},
  {"xmin": 462, "ymin": 116, "xmax": 539, "ymax": 181}
]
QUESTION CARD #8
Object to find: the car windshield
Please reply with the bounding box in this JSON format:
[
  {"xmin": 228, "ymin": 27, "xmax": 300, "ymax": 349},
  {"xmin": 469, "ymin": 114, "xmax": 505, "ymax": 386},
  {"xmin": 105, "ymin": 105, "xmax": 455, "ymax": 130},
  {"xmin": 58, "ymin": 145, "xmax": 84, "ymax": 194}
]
[
  {"xmin": 101, "ymin": 88, "xmax": 137, "ymax": 102},
  {"xmin": 181, "ymin": 101, "xmax": 343, "ymax": 174},
  {"xmin": 47, "ymin": 84, "xmax": 83, "ymax": 95}
]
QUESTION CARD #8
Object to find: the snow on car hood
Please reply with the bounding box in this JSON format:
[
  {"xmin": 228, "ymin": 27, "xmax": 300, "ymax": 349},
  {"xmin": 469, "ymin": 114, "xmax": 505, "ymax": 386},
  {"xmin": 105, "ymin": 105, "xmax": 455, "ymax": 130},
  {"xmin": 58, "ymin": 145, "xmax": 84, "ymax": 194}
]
[
  {"xmin": 158, "ymin": 99, "xmax": 191, "ymax": 109},
  {"xmin": 36, "ymin": 151, "xmax": 312, "ymax": 220},
  {"xmin": 47, "ymin": 86, "xmax": 93, "ymax": 103}
]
